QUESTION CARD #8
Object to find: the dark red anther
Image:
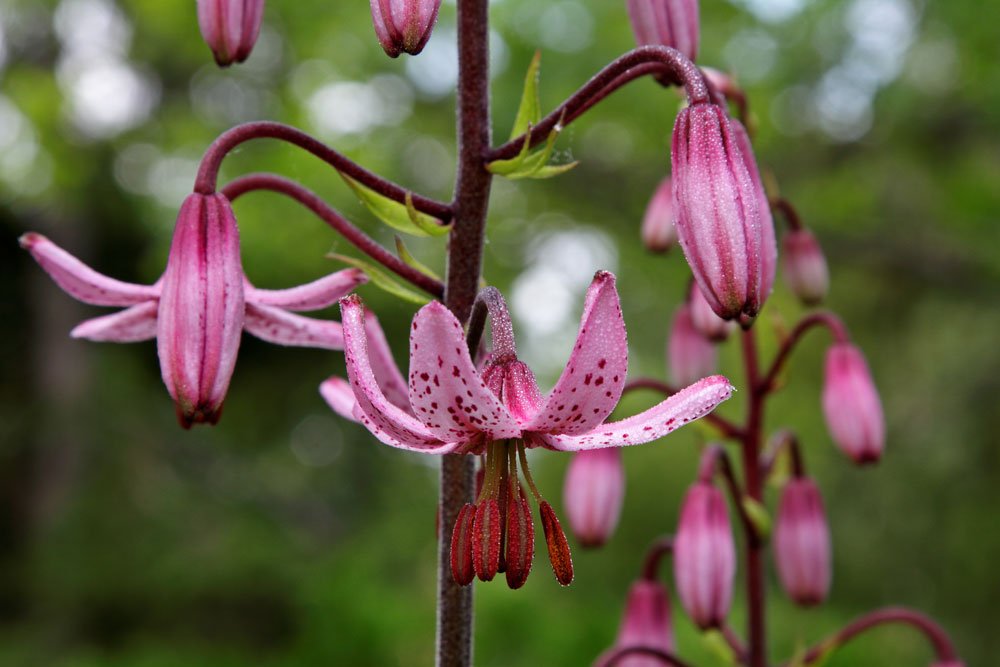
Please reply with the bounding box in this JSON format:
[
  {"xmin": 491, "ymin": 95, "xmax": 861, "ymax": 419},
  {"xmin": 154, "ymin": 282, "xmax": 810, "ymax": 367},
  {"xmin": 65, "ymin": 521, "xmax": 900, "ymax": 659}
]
[
  {"xmin": 539, "ymin": 500, "xmax": 574, "ymax": 586},
  {"xmin": 450, "ymin": 503, "xmax": 476, "ymax": 586},
  {"xmin": 504, "ymin": 482, "xmax": 535, "ymax": 589},
  {"xmin": 472, "ymin": 497, "xmax": 501, "ymax": 581}
]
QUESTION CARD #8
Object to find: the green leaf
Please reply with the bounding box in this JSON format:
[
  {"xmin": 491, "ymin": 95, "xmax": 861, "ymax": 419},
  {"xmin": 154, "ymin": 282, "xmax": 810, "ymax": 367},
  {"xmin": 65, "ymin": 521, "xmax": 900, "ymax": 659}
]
[
  {"xmin": 510, "ymin": 51, "xmax": 542, "ymax": 141},
  {"xmin": 487, "ymin": 126, "xmax": 578, "ymax": 180},
  {"xmin": 394, "ymin": 236, "xmax": 441, "ymax": 281},
  {"xmin": 341, "ymin": 175, "xmax": 450, "ymax": 237},
  {"xmin": 741, "ymin": 496, "xmax": 772, "ymax": 540},
  {"xmin": 328, "ymin": 253, "xmax": 430, "ymax": 305},
  {"xmin": 701, "ymin": 630, "xmax": 738, "ymax": 665}
]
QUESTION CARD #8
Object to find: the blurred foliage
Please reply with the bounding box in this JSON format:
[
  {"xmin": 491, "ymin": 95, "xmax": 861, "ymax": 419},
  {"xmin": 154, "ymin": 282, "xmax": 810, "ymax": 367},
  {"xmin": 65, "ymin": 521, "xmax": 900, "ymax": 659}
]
[{"xmin": 1, "ymin": 0, "xmax": 998, "ymax": 664}]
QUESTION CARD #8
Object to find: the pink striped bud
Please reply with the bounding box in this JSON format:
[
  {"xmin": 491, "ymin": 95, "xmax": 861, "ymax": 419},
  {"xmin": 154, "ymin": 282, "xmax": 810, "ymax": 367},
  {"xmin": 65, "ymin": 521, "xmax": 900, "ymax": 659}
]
[
  {"xmin": 612, "ymin": 580, "xmax": 674, "ymax": 666},
  {"xmin": 822, "ymin": 343, "xmax": 884, "ymax": 465},
  {"xmin": 781, "ymin": 228, "xmax": 829, "ymax": 305},
  {"xmin": 370, "ymin": 0, "xmax": 442, "ymax": 58},
  {"xmin": 667, "ymin": 303, "xmax": 716, "ymax": 387},
  {"xmin": 688, "ymin": 282, "xmax": 736, "ymax": 342},
  {"xmin": 641, "ymin": 176, "xmax": 678, "ymax": 253},
  {"xmin": 157, "ymin": 194, "xmax": 245, "ymax": 428},
  {"xmin": 563, "ymin": 448, "xmax": 625, "ymax": 548},
  {"xmin": 197, "ymin": 0, "xmax": 264, "ymax": 67},
  {"xmin": 671, "ymin": 103, "xmax": 766, "ymax": 321},
  {"xmin": 673, "ymin": 482, "xmax": 735, "ymax": 629},
  {"xmin": 775, "ymin": 477, "xmax": 831, "ymax": 606},
  {"xmin": 626, "ymin": 0, "xmax": 700, "ymax": 61}
]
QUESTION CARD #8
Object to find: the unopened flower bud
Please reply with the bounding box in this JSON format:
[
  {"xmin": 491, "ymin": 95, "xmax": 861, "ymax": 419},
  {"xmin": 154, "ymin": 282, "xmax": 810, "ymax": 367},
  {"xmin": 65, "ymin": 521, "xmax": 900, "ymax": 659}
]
[
  {"xmin": 822, "ymin": 343, "xmax": 884, "ymax": 465},
  {"xmin": 671, "ymin": 103, "xmax": 766, "ymax": 321},
  {"xmin": 688, "ymin": 283, "xmax": 735, "ymax": 342},
  {"xmin": 775, "ymin": 477, "xmax": 831, "ymax": 606},
  {"xmin": 610, "ymin": 580, "xmax": 674, "ymax": 666},
  {"xmin": 197, "ymin": 0, "xmax": 264, "ymax": 67},
  {"xmin": 668, "ymin": 303, "xmax": 716, "ymax": 387},
  {"xmin": 782, "ymin": 228, "xmax": 829, "ymax": 305},
  {"xmin": 673, "ymin": 482, "xmax": 735, "ymax": 629},
  {"xmin": 626, "ymin": 0, "xmax": 700, "ymax": 61},
  {"xmin": 563, "ymin": 448, "xmax": 625, "ymax": 548},
  {"xmin": 158, "ymin": 193, "xmax": 245, "ymax": 427},
  {"xmin": 370, "ymin": 0, "xmax": 441, "ymax": 58},
  {"xmin": 730, "ymin": 120, "xmax": 777, "ymax": 314},
  {"xmin": 641, "ymin": 176, "xmax": 678, "ymax": 253}
]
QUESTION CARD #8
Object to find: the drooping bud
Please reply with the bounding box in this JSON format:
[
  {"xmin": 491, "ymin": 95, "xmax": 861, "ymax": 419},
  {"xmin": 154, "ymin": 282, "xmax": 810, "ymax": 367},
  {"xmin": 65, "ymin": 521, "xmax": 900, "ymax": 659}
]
[
  {"xmin": 641, "ymin": 176, "xmax": 678, "ymax": 253},
  {"xmin": 197, "ymin": 0, "xmax": 265, "ymax": 67},
  {"xmin": 673, "ymin": 482, "xmax": 735, "ymax": 629},
  {"xmin": 822, "ymin": 343, "xmax": 884, "ymax": 465},
  {"xmin": 626, "ymin": 0, "xmax": 700, "ymax": 61},
  {"xmin": 671, "ymin": 103, "xmax": 765, "ymax": 321},
  {"xmin": 504, "ymin": 483, "xmax": 535, "ymax": 589},
  {"xmin": 539, "ymin": 500, "xmax": 574, "ymax": 586},
  {"xmin": 781, "ymin": 228, "xmax": 829, "ymax": 305},
  {"xmin": 370, "ymin": 0, "xmax": 442, "ymax": 58},
  {"xmin": 688, "ymin": 282, "xmax": 736, "ymax": 342},
  {"xmin": 668, "ymin": 303, "xmax": 716, "ymax": 387},
  {"xmin": 613, "ymin": 580, "xmax": 675, "ymax": 665},
  {"xmin": 472, "ymin": 497, "xmax": 502, "ymax": 582},
  {"xmin": 563, "ymin": 448, "xmax": 625, "ymax": 548},
  {"xmin": 450, "ymin": 503, "xmax": 476, "ymax": 586},
  {"xmin": 775, "ymin": 477, "xmax": 831, "ymax": 606},
  {"xmin": 157, "ymin": 193, "xmax": 245, "ymax": 428},
  {"xmin": 730, "ymin": 120, "xmax": 777, "ymax": 315}
]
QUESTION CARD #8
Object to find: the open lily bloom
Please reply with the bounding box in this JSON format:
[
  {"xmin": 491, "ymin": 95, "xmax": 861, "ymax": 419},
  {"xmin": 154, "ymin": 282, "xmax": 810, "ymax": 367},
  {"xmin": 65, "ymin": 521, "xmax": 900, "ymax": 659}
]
[
  {"xmin": 322, "ymin": 271, "xmax": 733, "ymax": 587},
  {"xmin": 21, "ymin": 192, "xmax": 366, "ymax": 427}
]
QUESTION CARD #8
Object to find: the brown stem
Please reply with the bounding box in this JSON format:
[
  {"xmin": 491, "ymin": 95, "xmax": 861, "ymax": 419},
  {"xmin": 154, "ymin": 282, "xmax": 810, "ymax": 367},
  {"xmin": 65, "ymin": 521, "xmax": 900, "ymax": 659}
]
[
  {"xmin": 488, "ymin": 46, "xmax": 709, "ymax": 162},
  {"xmin": 697, "ymin": 445, "xmax": 760, "ymax": 547},
  {"xmin": 758, "ymin": 312, "xmax": 850, "ymax": 395},
  {"xmin": 761, "ymin": 429, "xmax": 805, "ymax": 479},
  {"xmin": 641, "ymin": 536, "xmax": 674, "ymax": 581},
  {"xmin": 792, "ymin": 607, "xmax": 960, "ymax": 665},
  {"xmin": 193, "ymin": 120, "xmax": 453, "ymax": 221},
  {"xmin": 436, "ymin": 0, "xmax": 494, "ymax": 664},
  {"xmin": 221, "ymin": 173, "xmax": 444, "ymax": 297},
  {"xmin": 770, "ymin": 198, "xmax": 804, "ymax": 232},
  {"xmin": 622, "ymin": 378, "xmax": 744, "ymax": 440},
  {"xmin": 722, "ymin": 623, "xmax": 749, "ymax": 664},
  {"xmin": 598, "ymin": 646, "xmax": 695, "ymax": 667},
  {"xmin": 741, "ymin": 328, "xmax": 767, "ymax": 667}
]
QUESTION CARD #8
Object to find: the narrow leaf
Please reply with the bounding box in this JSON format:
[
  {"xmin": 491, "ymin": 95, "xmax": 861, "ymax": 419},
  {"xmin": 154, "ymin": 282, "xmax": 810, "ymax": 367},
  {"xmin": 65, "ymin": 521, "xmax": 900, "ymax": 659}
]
[
  {"xmin": 510, "ymin": 51, "xmax": 542, "ymax": 141},
  {"xmin": 394, "ymin": 236, "xmax": 441, "ymax": 281},
  {"xmin": 328, "ymin": 253, "xmax": 430, "ymax": 305},
  {"xmin": 741, "ymin": 496, "xmax": 772, "ymax": 540},
  {"xmin": 701, "ymin": 630, "xmax": 738, "ymax": 665},
  {"xmin": 341, "ymin": 175, "xmax": 449, "ymax": 237}
]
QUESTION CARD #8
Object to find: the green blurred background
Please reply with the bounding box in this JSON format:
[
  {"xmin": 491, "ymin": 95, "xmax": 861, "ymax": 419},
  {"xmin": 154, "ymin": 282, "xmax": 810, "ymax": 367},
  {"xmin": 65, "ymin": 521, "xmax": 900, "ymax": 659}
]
[{"xmin": 1, "ymin": 0, "xmax": 997, "ymax": 664}]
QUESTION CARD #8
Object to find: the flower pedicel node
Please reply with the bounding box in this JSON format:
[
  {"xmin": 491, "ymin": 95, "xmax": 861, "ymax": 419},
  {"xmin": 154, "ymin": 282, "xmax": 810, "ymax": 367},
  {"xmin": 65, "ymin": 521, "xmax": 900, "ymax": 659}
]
[{"xmin": 322, "ymin": 271, "xmax": 733, "ymax": 588}]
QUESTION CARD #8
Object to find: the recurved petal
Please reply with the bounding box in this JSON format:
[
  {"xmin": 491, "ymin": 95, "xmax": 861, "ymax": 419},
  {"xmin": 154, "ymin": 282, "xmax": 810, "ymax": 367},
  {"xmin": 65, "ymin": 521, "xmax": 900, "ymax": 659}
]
[
  {"xmin": 20, "ymin": 232, "xmax": 160, "ymax": 306},
  {"xmin": 341, "ymin": 295, "xmax": 457, "ymax": 453},
  {"xmin": 319, "ymin": 376, "xmax": 360, "ymax": 422},
  {"xmin": 538, "ymin": 375, "xmax": 733, "ymax": 451},
  {"xmin": 245, "ymin": 268, "xmax": 367, "ymax": 311},
  {"xmin": 70, "ymin": 301, "xmax": 159, "ymax": 342},
  {"xmin": 363, "ymin": 309, "xmax": 411, "ymax": 413},
  {"xmin": 526, "ymin": 271, "xmax": 628, "ymax": 435},
  {"xmin": 408, "ymin": 301, "xmax": 521, "ymax": 442},
  {"xmin": 244, "ymin": 303, "xmax": 344, "ymax": 349}
]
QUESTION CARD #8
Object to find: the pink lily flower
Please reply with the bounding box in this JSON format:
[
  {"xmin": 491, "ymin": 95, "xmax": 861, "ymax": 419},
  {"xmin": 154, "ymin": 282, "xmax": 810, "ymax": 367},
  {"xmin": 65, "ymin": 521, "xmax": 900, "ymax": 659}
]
[
  {"xmin": 322, "ymin": 271, "xmax": 733, "ymax": 587},
  {"xmin": 20, "ymin": 192, "xmax": 366, "ymax": 427}
]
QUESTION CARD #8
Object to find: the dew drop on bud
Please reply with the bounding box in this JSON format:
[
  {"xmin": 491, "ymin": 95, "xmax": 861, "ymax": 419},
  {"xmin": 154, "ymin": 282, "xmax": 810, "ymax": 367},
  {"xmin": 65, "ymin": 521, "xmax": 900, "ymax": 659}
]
[
  {"xmin": 473, "ymin": 498, "xmax": 501, "ymax": 582},
  {"xmin": 539, "ymin": 500, "xmax": 574, "ymax": 586},
  {"xmin": 450, "ymin": 503, "xmax": 476, "ymax": 586}
]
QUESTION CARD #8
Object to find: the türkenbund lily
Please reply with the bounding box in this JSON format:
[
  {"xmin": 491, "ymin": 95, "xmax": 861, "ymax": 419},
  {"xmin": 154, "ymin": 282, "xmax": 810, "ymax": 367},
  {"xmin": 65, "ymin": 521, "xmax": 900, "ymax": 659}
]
[
  {"xmin": 322, "ymin": 271, "xmax": 733, "ymax": 588},
  {"xmin": 20, "ymin": 192, "xmax": 366, "ymax": 427}
]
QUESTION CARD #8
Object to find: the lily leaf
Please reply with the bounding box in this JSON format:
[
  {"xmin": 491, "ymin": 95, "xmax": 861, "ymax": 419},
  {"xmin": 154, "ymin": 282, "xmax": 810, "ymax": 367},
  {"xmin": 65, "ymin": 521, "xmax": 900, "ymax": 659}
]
[
  {"xmin": 328, "ymin": 253, "xmax": 430, "ymax": 305},
  {"xmin": 510, "ymin": 51, "xmax": 542, "ymax": 141},
  {"xmin": 341, "ymin": 175, "xmax": 449, "ymax": 237},
  {"xmin": 741, "ymin": 496, "xmax": 772, "ymax": 540},
  {"xmin": 701, "ymin": 630, "xmax": 738, "ymax": 665},
  {"xmin": 487, "ymin": 126, "xmax": 578, "ymax": 180},
  {"xmin": 394, "ymin": 236, "xmax": 441, "ymax": 281}
]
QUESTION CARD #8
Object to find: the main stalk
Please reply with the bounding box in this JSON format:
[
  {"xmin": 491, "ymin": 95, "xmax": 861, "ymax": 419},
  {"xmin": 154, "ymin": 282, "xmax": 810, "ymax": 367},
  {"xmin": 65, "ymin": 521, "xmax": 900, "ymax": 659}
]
[{"xmin": 436, "ymin": 0, "xmax": 493, "ymax": 665}]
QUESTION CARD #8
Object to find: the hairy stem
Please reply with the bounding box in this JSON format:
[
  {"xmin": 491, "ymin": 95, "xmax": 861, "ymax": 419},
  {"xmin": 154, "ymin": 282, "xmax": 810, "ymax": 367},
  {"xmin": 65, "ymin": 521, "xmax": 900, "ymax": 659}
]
[
  {"xmin": 741, "ymin": 328, "xmax": 767, "ymax": 667},
  {"xmin": 222, "ymin": 173, "xmax": 443, "ymax": 297},
  {"xmin": 758, "ymin": 311, "xmax": 850, "ymax": 394}
]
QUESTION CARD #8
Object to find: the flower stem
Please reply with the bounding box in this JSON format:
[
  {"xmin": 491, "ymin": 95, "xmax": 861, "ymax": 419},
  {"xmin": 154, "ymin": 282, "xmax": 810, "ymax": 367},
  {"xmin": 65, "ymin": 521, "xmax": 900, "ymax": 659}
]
[
  {"xmin": 757, "ymin": 311, "xmax": 850, "ymax": 394},
  {"xmin": 741, "ymin": 327, "xmax": 767, "ymax": 667},
  {"xmin": 437, "ymin": 0, "xmax": 494, "ymax": 664}
]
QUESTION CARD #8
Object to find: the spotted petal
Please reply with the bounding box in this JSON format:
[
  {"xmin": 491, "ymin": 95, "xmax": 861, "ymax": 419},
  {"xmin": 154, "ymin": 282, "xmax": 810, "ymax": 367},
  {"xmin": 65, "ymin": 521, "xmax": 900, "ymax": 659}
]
[
  {"xmin": 244, "ymin": 303, "xmax": 345, "ymax": 349},
  {"xmin": 245, "ymin": 268, "xmax": 367, "ymax": 311},
  {"xmin": 319, "ymin": 376, "xmax": 360, "ymax": 422},
  {"xmin": 525, "ymin": 271, "xmax": 628, "ymax": 435},
  {"xmin": 70, "ymin": 301, "xmax": 159, "ymax": 342},
  {"xmin": 538, "ymin": 376, "xmax": 733, "ymax": 451},
  {"xmin": 341, "ymin": 295, "xmax": 456, "ymax": 453},
  {"xmin": 408, "ymin": 301, "xmax": 522, "ymax": 442},
  {"xmin": 20, "ymin": 232, "xmax": 159, "ymax": 306}
]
